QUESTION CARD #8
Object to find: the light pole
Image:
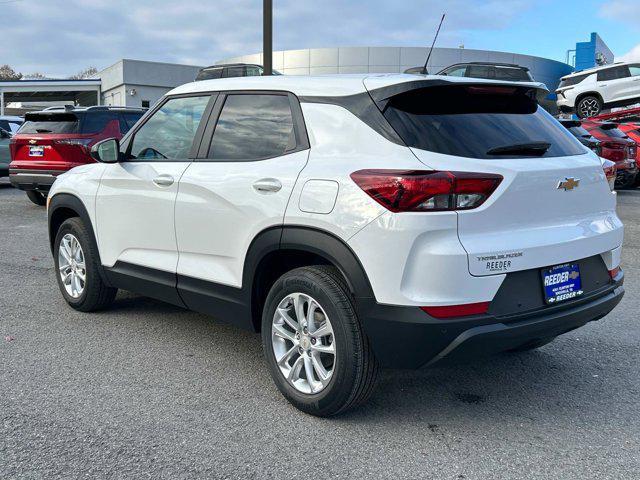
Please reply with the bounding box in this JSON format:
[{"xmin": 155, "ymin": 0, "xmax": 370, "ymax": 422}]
[{"xmin": 263, "ymin": 0, "xmax": 272, "ymax": 75}]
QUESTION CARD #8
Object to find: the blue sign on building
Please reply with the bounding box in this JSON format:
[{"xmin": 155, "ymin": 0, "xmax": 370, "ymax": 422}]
[{"xmin": 574, "ymin": 32, "xmax": 614, "ymax": 71}]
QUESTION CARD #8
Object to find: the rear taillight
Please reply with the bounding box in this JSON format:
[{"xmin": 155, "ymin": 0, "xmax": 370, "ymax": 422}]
[
  {"xmin": 54, "ymin": 139, "xmax": 92, "ymax": 149},
  {"xmin": 350, "ymin": 170, "xmax": 503, "ymax": 212},
  {"xmin": 420, "ymin": 302, "xmax": 490, "ymax": 319},
  {"xmin": 628, "ymin": 145, "xmax": 637, "ymax": 158},
  {"xmin": 609, "ymin": 267, "xmax": 621, "ymax": 279},
  {"xmin": 603, "ymin": 162, "xmax": 616, "ymax": 191}
]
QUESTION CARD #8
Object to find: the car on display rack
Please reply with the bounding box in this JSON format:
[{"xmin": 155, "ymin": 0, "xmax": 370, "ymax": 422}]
[
  {"xmin": 195, "ymin": 63, "xmax": 282, "ymax": 81},
  {"xmin": 556, "ymin": 62, "xmax": 640, "ymax": 118},
  {"xmin": 0, "ymin": 128, "xmax": 13, "ymax": 177},
  {"xmin": 436, "ymin": 62, "xmax": 535, "ymax": 82},
  {"xmin": 581, "ymin": 119, "xmax": 638, "ymax": 188},
  {"xmin": 9, "ymin": 106, "xmax": 145, "ymax": 205},
  {"xmin": 0, "ymin": 115, "xmax": 24, "ymax": 134},
  {"xmin": 46, "ymin": 74, "xmax": 624, "ymax": 416}
]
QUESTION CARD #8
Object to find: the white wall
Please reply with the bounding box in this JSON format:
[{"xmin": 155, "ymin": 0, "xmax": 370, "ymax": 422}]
[{"xmin": 220, "ymin": 46, "xmax": 574, "ymax": 91}]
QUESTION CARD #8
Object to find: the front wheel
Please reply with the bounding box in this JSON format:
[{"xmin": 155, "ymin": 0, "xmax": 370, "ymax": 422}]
[
  {"xmin": 53, "ymin": 217, "xmax": 117, "ymax": 312},
  {"xmin": 26, "ymin": 190, "xmax": 46, "ymax": 206},
  {"xmin": 576, "ymin": 96, "xmax": 602, "ymax": 118},
  {"xmin": 261, "ymin": 266, "xmax": 379, "ymax": 416}
]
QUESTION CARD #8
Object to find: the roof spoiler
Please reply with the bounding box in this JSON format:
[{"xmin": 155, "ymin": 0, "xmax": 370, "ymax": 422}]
[{"xmin": 367, "ymin": 79, "xmax": 549, "ymax": 111}]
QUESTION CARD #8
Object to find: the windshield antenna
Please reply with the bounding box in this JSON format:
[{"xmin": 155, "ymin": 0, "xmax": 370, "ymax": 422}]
[{"xmin": 422, "ymin": 14, "xmax": 446, "ymax": 74}]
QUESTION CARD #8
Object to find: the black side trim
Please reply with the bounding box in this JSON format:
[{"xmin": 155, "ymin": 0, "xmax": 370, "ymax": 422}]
[
  {"xmin": 47, "ymin": 193, "xmax": 110, "ymax": 285},
  {"xmin": 299, "ymin": 92, "xmax": 404, "ymax": 146},
  {"xmin": 103, "ymin": 262, "xmax": 186, "ymax": 308},
  {"xmin": 279, "ymin": 226, "xmax": 375, "ymax": 300}
]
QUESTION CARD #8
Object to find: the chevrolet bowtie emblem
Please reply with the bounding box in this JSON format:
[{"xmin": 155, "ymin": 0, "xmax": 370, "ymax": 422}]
[
  {"xmin": 557, "ymin": 177, "xmax": 580, "ymax": 191},
  {"xmin": 29, "ymin": 139, "xmax": 37, "ymax": 145}
]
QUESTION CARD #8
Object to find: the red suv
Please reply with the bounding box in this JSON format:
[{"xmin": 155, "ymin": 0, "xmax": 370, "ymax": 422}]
[
  {"xmin": 9, "ymin": 106, "xmax": 145, "ymax": 205},
  {"xmin": 581, "ymin": 120, "xmax": 638, "ymax": 189},
  {"xmin": 590, "ymin": 107, "xmax": 640, "ymax": 175}
]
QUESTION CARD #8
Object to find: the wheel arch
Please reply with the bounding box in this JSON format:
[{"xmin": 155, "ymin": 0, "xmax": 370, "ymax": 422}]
[
  {"xmin": 576, "ymin": 91, "xmax": 604, "ymax": 108},
  {"xmin": 48, "ymin": 193, "xmax": 108, "ymax": 283},
  {"xmin": 245, "ymin": 226, "xmax": 375, "ymax": 331}
]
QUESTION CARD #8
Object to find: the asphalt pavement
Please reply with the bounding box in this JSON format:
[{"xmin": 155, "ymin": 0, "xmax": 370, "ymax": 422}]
[{"xmin": 1, "ymin": 179, "xmax": 639, "ymax": 479}]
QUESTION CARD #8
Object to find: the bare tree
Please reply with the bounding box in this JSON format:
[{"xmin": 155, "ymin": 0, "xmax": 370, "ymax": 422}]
[
  {"xmin": 0, "ymin": 64, "xmax": 23, "ymax": 81},
  {"xmin": 23, "ymin": 72, "xmax": 47, "ymax": 80},
  {"xmin": 69, "ymin": 66, "xmax": 98, "ymax": 80}
]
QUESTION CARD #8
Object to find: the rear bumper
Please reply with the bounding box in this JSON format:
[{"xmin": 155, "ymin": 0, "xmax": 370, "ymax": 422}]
[
  {"xmin": 9, "ymin": 169, "xmax": 61, "ymax": 191},
  {"xmin": 358, "ymin": 275, "xmax": 624, "ymax": 369}
]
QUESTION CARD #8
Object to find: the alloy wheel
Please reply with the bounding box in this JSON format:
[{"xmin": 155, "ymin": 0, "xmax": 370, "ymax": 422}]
[
  {"xmin": 58, "ymin": 233, "xmax": 86, "ymax": 299},
  {"xmin": 579, "ymin": 98, "xmax": 600, "ymax": 118},
  {"xmin": 271, "ymin": 292, "xmax": 336, "ymax": 394}
]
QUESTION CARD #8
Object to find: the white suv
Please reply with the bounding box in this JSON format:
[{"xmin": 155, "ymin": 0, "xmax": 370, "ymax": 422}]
[
  {"xmin": 47, "ymin": 74, "xmax": 625, "ymax": 416},
  {"xmin": 557, "ymin": 62, "xmax": 640, "ymax": 117}
]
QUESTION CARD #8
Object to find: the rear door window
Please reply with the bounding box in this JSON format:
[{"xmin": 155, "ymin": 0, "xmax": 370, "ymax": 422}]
[
  {"xmin": 207, "ymin": 94, "xmax": 296, "ymax": 161},
  {"xmin": 19, "ymin": 113, "xmax": 80, "ymax": 134},
  {"xmin": 129, "ymin": 95, "xmax": 210, "ymax": 160},
  {"xmin": 383, "ymin": 85, "xmax": 585, "ymax": 159},
  {"xmin": 597, "ymin": 66, "xmax": 631, "ymax": 81},
  {"xmin": 223, "ymin": 66, "xmax": 245, "ymax": 78}
]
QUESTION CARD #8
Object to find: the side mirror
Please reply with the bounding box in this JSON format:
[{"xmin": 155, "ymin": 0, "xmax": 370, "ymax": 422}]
[
  {"xmin": 0, "ymin": 128, "xmax": 10, "ymax": 139},
  {"xmin": 91, "ymin": 138, "xmax": 120, "ymax": 163}
]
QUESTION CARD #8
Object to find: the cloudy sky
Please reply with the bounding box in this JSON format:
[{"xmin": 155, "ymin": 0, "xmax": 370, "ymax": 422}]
[{"xmin": 1, "ymin": 0, "xmax": 639, "ymax": 77}]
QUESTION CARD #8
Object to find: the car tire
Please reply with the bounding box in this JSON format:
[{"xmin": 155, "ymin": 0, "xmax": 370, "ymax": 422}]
[
  {"xmin": 26, "ymin": 190, "xmax": 46, "ymax": 206},
  {"xmin": 576, "ymin": 95, "xmax": 602, "ymax": 118},
  {"xmin": 53, "ymin": 217, "xmax": 117, "ymax": 312},
  {"xmin": 261, "ymin": 265, "xmax": 380, "ymax": 417},
  {"xmin": 508, "ymin": 337, "xmax": 556, "ymax": 353},
  {"xmin": 617, "ymin": 173, "xmax": 637, "ymax": 190}
]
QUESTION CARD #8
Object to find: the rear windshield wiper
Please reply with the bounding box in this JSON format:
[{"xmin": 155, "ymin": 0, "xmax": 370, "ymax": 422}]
[
  {"xmin": 35, "ymin": 129, "xmax": 52, "ymax": 133},
  {"xmin": 486, "ymin": 142, "xmax": 551, "ymax": 156}
]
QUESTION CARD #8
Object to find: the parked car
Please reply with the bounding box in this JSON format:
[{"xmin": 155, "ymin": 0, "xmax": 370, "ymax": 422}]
[
  {"xmin": 557, "ymin": 119, "xmax": 618, "ymax": 189},
  {"xmin": 556, "ymin": 62, "xmax": 640, "ymax": 118},
  {"xmin": 195, "ymin": 63, "xmax": 282, "ymax": 81},
  {"xmin": 47, "ymin": 74, "xmax": 623, "ymax": 416},
  {"xmin": 435, "ymin": 62, "xmax": 535, "ymax": 82},
  {"xmin": 0, "ymin": 115, "xmax": 23, "ymax": 134},
  {"xmin": 589, "ymin": 107, "xmax": 640, "ymax": 173},
  {"xmin": 558, "ymin": 119, "xmax": 602, "ymax": 154},
  {"xmin": 9, "ymin": 106, "xmax": 145, "ymax": 205},
  {"xmin": 581, "ymin": 120, "xmax": 638, "ymax": 188},
  {"xmin": 0, "ymin": 128, "xmax": 12, "ymax": 177}
]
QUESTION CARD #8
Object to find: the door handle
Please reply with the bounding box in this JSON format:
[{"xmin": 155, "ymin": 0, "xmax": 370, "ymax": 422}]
[
  {"xmin": 153, "ymin": 174, "xmax": 174, "ymax": 187},
  {"xmin": 253, "ymin": 178, "xmax": 282, "ymax": 193}
]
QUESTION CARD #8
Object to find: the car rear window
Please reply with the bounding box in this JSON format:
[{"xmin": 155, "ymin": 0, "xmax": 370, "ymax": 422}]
[
  {"xmin": 19, "ymin": 113, "xmax": 80, "ymax": 134},
  {"xmin": 558, "ymin": 74, "xmax": 589, "ymax": 88},
  {"xmin": 80, "ymin": 112, "xmax": 119, "ymax": 134},
  {"xmin": 382, "ymin": 85, "xmax": 585, "ymax": 159}
]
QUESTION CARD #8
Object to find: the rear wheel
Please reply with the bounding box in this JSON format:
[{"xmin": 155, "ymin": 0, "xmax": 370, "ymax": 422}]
[
  {"xmin": 26, "ymin": 190, "xmax": 46, "ymax": 206},
  {"xmin": 261, "ymin": 266, "xmax": 379, "ymax": 416},
  {"xmin": 54, "ymin": 217, "xmax": 117, "ymax": 312},
  {"xmin": 576, "ymin": 95, "xmax": 602, "ymax": 118}
]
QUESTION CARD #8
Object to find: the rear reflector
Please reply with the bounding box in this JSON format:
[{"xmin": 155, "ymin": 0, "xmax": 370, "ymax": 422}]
[
  {"xmin": 420, "ymin": 302, "xmax": 490, "ymax": 319},
  {"xmin": 350, "ymin": 170, "xmax": 502, "ymax": 212}
]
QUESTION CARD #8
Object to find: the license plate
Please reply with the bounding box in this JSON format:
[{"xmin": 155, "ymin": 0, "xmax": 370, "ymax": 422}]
[
  {"xmin": 29, "ymin": 146, "xmax": 44, "ymax": 157},
  {"xmin": 541, "ymin": 263, "xmax": 583, "ymax": 304}
]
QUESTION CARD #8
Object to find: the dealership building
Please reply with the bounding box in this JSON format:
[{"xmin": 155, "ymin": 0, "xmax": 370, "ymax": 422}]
[{"xmin": 0, "ymin": 33, "xmax": 614, "ymax": 115}]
